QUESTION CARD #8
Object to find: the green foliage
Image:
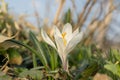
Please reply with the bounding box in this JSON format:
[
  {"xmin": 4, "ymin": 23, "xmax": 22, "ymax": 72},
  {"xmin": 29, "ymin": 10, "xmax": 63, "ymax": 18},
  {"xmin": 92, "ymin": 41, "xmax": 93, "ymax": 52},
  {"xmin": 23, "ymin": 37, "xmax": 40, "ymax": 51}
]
[
  {"xmin": 4, "ymin": 38, "xmax": 120, "ymax": 79},
  {"xmin": 110, "ymin": 49, "xmax": 120, "ymax": 61},
  {"xmin": 29, "ymin": 31, "xmax": 59, "ymax": 70},
  {"xmin": 44, "ymin": 43, "xmax": 58, "ymax": 70},
  {"xmin": 104, "ymin": 61, "xmax": 120, "ymax": 77},
  {"xmin": 7, "ymin": 48, "xmax": 22, "ymax": 65},
  {"xmin": 104, "ymin": 49, "xmax": 120, "ymax": 78},
  {"xmin": 7, "ymin": 32, "xmax": 58, "ymax": 71},
  {"xmin": 69, "ymin": 45, "xmax": 103, "ymax": 79},
  {"xmin": 63, "ymin": 9, "xmax": 72, "ymax": 24},
  {"xmin": 19, "ymin": 69, "xmax": 43, "ymax": 80},
  {"xmin": 0, "ymin": 75, "xmax": 12, "ymax": 80},
  {"xmin": 0, "ymin": 71, "xmax": 12, "ymax": 80},
  {"xmin": 29, "ymin": 31, "xmax": 48, "ymax": 68}
]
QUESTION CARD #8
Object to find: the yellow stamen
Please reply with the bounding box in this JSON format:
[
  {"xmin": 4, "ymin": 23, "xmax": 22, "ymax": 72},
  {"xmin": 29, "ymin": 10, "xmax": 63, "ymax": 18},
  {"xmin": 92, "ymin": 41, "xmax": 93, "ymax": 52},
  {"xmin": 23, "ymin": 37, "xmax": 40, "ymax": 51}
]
[
  {"xmin": 62, "ymin": 32, "xmax": 67, "ymax": 46},
  {"xmin": 62, "ymin": 32, "xmax": 66, "ymax": 38}
]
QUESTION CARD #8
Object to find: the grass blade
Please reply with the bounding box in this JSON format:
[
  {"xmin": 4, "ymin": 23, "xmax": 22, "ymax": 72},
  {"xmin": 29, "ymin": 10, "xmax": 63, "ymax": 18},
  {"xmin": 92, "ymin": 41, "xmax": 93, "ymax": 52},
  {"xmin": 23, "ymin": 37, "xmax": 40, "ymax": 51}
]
[
  {"xmin": 7, "ymin": 39, "xmax": 48, "ymax": 69},
  {"xmin": 29, "ymin": 31, "xmax": 48, "ymax": 68}
]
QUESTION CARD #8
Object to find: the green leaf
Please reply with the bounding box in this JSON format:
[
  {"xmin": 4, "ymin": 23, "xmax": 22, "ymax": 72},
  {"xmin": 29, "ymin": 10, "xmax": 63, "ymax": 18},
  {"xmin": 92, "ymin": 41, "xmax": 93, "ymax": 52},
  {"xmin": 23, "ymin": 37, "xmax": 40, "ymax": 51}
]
[
  {"xmin": 29, "ymin": 31, "xmax": 48, "ymax": 68},
  {"xmin": 111, "ymin": 49, "xmax": 120, "ymax": 61},
  {"xmin": 104, "ymin": 61, "xmax": 120, "ymax": 77},
  {"xmin": 63, "ymin": 9, "xmax": 72, "ymax": 24},
  {"xmin": 7, "ymin": 39, "xmax": 49, "ymax": 68},
  {"xmin": 19, "ymin": 69, "xmax": 43, "ymax": 80},
  {"xmin": 45, "ymin": 44, "xmax": 58, "ymax": 70}
]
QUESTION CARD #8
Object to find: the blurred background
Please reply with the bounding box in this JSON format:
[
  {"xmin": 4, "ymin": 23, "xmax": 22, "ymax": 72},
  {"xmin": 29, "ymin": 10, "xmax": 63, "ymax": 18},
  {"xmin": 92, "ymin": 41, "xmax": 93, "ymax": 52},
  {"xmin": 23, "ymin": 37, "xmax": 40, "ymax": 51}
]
[
  {"xmin": 1, "ymin": 0, "xmax": 120, "ymax": 48},
  {"xmin": 1, "ymin": 0, "xmax": 120, "ymax": 79}
]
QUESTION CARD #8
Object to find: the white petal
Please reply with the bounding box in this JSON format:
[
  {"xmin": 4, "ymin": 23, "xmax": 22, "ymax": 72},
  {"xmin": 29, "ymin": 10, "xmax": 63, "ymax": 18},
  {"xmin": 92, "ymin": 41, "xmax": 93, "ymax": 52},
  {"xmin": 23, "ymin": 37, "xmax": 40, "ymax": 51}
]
[
  {"xmin": 72, "ymin": 28, "xmax": 79, "ymax": 37},
  {"xmin": 54, "ymin": 34, "xmax": 66, "ymax": 64},
  {"xmin": 62, "ymin": 23, "xmax": 72, "ymax": 36},
  {"xmin": 54, "ymin": 33, "xmax": 65, "ymax": 53},
  {"xmin": 54, "ymin": 25, "xmax": 66, "ymax": 52},
  {"xmin": 41, "ymin": 29, "xmax": 56, "ymax": 49},
  {"xmin": 66, "ymin": 28, "xmax": 79, "ymax": 45},
  {"xmin": 65, "ymin": 31, "xmax": 83, "ymax": 54},
  {"xmin": 54, "ymin": 26, "xmax": 61, "ymax": 37}
]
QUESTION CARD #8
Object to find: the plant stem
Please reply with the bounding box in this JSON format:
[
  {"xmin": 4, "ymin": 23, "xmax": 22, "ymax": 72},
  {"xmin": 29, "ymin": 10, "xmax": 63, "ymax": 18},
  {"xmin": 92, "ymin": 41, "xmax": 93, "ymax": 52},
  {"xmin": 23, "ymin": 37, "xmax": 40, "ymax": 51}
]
[{"xmin": 62, "ymin": 56, "xmax": 69, "ymax": 72}]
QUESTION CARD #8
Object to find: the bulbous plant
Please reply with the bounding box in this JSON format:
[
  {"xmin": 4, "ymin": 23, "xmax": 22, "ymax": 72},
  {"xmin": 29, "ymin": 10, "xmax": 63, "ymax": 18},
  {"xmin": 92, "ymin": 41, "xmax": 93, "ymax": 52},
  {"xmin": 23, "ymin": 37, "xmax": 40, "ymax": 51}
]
[{"xmin": 41, "ymin": 23, "xmax": 83, "ymax": 72}]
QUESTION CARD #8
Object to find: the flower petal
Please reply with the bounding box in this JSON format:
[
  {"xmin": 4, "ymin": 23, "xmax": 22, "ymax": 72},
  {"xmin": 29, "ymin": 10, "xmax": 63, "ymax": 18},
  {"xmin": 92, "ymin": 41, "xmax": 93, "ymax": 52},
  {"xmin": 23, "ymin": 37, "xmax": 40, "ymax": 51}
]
[
  {"xmin": 54, "ymin": 32, "xmax": 65, "ymax": 53},
  {"xmin": 65, "ymin": 31, "xmax": 83, "ymax": 54},
  {"xmin": 66, "ymin": 28, "xmax": 79, "ymax": 45},
  {"xmin": 62, "ymin": 23, "xmax": 72, "ymax": 37},
  {"xmin": 41, "ymin": 29, "xmax": 56, "ymax": 49},
  {"xmin": 54, "ymin": 26, "xmax": 61, "ymax": 37},
  {"xmin": 54, "ymin": 34, "xmax": 67, "ymax": 65},
  {"xmin": 72, "ymin": 28, "xmax": 79, "ymax": 37}
]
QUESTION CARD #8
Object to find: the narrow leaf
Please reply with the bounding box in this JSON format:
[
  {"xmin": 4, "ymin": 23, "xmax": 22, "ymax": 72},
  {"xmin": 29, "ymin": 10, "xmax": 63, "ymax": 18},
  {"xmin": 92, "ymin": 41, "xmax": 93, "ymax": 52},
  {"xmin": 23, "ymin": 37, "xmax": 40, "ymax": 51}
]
[{"xmin": 29, "ymin": 31, "xmax": 48, "ymax": 67}]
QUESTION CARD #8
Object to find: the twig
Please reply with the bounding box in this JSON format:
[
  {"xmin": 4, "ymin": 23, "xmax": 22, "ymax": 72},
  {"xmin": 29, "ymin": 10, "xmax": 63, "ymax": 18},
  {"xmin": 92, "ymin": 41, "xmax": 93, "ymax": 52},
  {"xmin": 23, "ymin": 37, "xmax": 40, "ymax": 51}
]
[{"xmin": 0, "ymin": 54, "xmax": 9, "ymax": 71}]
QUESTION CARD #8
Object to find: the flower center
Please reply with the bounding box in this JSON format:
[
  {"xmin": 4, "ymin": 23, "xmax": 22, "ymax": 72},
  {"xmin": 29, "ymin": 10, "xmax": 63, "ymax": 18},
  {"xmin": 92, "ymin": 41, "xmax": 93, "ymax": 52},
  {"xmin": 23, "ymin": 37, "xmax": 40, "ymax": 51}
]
[{"xmin": 62, "ymin": 32, "xmax": 67, "ymax": 46}]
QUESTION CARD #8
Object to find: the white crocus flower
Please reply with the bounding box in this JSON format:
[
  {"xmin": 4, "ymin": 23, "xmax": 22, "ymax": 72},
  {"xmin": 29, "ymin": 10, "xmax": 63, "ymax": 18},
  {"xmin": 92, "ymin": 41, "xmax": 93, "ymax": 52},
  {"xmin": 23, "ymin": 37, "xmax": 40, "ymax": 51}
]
[{"xmin": 41, "ymin": 23, "xmax": 83, "ymax": 72}]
